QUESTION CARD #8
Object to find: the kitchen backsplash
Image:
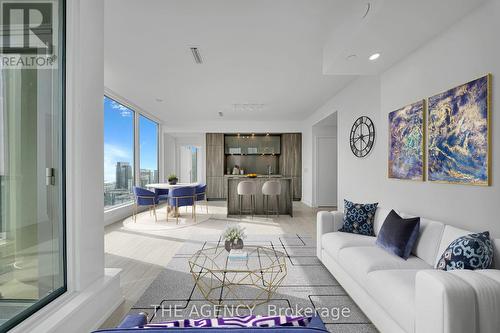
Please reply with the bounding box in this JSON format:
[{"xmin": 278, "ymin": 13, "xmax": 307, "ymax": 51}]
[{"xmin": 226, "ymin": 155, "xmax": 279, "ymax": 175}]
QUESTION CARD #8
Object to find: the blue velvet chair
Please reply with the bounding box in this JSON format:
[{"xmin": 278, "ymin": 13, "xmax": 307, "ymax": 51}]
[
  {"xmin": 195, "ymin": 183, "xmax": 208, "ymax": 214},
  {"xmin": 154, "ymin": 188, "xmax": 169, "ymax": 203},
  {"xmin": 167, "ymin": 186, "xmax": 196, "ymax": 223},
  {"xmin": 133, "ymin": 187, "xmax": 159, "ymax": 222}
]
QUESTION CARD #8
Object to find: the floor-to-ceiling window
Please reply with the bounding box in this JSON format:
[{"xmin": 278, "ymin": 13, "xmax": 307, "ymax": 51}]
[
  {"xmin": 104, "ymin": 98, "xmax": 159, "ymax": 209},
  {"xmin": 0, "ymin": 0, "xmax": 66, "ymax": 330},
  {"xmin": 139, "ymin": 115, "xmax": 159, "ymax": 186},
  {"xmin": 104, "ymin": 96, "xmax": 135, "ymax": 209}
]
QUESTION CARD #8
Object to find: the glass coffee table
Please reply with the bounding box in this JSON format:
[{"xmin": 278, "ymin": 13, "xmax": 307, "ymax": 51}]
[{"xmin": 188, "ymin": 245, "xmax": 287, "ymax": 307}]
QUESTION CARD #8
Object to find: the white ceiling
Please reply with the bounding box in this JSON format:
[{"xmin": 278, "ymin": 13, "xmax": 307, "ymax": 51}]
[
  {"xmin": 104, "ymin": 0, "xmax": 356, "ymax": 124},
  {"xmin": 323, "ymin": 0, "xmax": 487, "ymax": 75},
  {"xmin": 104, "ymin": 0, "xmax": 487, "ymax": 125}
]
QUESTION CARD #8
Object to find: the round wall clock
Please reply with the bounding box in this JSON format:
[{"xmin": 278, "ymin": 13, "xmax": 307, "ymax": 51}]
[{"xmin": 349, "ymin": 116, "xmax": 375, "ymax": 157}]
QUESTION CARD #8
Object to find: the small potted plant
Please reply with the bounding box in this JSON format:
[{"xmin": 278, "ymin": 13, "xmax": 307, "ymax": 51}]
[
  {"xmin": 167, "ymin": 174, "xmax": 178, "ymax": 185},
  {"xmin": 222, "ymin": 225, "xmax": 246, "ymax": 252}
]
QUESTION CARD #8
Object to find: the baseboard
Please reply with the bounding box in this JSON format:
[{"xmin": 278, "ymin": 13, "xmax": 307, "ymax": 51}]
[
  {"xmin": 301, "ymin": 199, "xmax": 313, "ymax": 207},
  {"xmin": 11, "ymin": 268, "xmax": 123, "ymax": 333}
]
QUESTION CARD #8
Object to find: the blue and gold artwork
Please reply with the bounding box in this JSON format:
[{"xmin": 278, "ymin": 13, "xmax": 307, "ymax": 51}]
[
  {"xmin": 428, "ymin": 75, "xmax": 490, "ymax": 185},
  {"xmin": 388, "ymin": 100, "xmax": 424, "ymax": 180}
]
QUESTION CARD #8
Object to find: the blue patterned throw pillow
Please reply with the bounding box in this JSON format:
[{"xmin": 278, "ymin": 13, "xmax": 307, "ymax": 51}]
[
  {"xmin": 436, "ymin": 231, "xmax": 493, "ymax": 271},
  {"xmin": 339, "ymin": 199, "xmax": 378, "ymax": 236}
]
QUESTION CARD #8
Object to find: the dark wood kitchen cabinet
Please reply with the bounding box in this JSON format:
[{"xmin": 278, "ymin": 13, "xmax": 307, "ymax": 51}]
[
  {"xmin": 280, "ymin": 133, "xmax": 302, "ymax": 200},
  {"xmin": 206, "ymin": 133, "xmax": 225, "ymax": 199}
]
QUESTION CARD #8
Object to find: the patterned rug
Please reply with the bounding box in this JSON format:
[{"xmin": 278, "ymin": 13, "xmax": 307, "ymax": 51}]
[{"xmin": 129, "ymin": 234, "xmax": 377, "ymax": 333}]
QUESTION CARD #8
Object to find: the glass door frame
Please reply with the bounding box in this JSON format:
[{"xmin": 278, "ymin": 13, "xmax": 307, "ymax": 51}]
[{"xmin": 0, "ymin": 0, "xmax": 67, "ymax": 331}]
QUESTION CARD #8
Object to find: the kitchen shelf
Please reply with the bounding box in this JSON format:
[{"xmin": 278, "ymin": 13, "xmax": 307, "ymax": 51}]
[{"xmin": 224, "ymin": 134, "xmax": 280, "ymax": 155}]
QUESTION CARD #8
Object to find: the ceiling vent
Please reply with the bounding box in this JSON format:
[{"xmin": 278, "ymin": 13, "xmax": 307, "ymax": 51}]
[
  {"xmin": 233, "ymin": 104, "xmax": 265, "ymax": 113},
  {"xmin": 190, "ymin": 47, "xmax": 203, "ymax": 64}
]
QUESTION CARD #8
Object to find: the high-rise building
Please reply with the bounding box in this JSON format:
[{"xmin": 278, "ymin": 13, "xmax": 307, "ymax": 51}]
[{"xmin": 116, "ymin": 162, "xmax": 132, "ymax": 189}]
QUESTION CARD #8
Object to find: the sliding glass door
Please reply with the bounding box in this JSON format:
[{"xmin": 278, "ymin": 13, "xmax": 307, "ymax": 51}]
[{"xmin": 0, "ymin": 0, "xmax": 66, "ymax": 330}]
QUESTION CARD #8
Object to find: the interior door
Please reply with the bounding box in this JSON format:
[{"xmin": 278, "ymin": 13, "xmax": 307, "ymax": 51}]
[{"xmin": 317, "ymin": 137, "xmax": 337, "ymax": 206}]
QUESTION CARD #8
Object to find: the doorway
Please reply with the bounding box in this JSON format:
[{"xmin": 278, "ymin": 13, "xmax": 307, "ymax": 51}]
[
  {"xmin": 179, "ymin": 145, "xmax": 199, "ymax": 183},
  {"xmin": 313, "ymin": 112, "xmax": 338, "ymax": 208}
]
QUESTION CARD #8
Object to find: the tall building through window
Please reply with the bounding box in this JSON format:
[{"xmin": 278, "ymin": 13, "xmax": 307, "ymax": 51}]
[
  {"xmin": 104, "ymin": 97, "xmax": 159, "ymax": 209},
  {"xmin": 104, "ymin": 96, "xmax": 135, "ymax": 209}
]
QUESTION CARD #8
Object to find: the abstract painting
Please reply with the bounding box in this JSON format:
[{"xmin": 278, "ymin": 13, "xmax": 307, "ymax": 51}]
[
  {"xmin": 388, "ymin": 100, "xmax": 425, "ymax": 180},
  {"xmin": 428, "ymin": 75, "xmax": 490, "ymax": 185}
]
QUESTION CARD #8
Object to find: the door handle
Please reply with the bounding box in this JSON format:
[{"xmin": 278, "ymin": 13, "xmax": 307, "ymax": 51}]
[{"xmin": 46, "ymin": 168, "xmax": 55, "ymax": 186}]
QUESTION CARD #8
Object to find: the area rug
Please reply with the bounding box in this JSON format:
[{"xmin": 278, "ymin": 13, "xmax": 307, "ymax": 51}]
[{"xmin": 128, "ymin": 234, "xmax": 377, "ymax": 333}]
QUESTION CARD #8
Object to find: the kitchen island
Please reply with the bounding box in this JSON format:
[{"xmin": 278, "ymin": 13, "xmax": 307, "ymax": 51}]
[{"xmin": 226, "ymin": 176, "xmax": 293, "ymax": 217}]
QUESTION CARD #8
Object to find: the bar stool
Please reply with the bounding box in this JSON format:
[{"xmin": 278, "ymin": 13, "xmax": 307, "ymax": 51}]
[
  {"xmin": 262, "ymin": 180, "xmax": 281, "ymax": 217},
  {"xmin": 237, "ymin": 181, "xmax": 257, "ymax": 218}
]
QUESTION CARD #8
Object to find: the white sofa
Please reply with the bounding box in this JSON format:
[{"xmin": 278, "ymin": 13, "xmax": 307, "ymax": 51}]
[{"xmin": 317, "ymin": 208, "xmax": 500, "ymax": 333}]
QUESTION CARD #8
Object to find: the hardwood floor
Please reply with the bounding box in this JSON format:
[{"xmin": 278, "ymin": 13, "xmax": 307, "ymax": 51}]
[{"xmin": 100, "ymin": 201, "xmax": 336, "ymax": 328}]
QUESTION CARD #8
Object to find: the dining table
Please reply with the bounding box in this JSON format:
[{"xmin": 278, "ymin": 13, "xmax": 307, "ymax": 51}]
[{"xmin": 145, "ymin": 182, "xmax": 199, "ymax": 218}]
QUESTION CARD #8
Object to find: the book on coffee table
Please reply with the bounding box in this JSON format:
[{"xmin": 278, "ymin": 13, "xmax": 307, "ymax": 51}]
[{"xmin": 228, "ymin": 249, "xmax": 248, "ymax": 260}]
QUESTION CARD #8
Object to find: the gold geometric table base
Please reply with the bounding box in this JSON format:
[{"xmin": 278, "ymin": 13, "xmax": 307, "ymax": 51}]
[{"xmin": 188, "ymin": 246, "xmax": 287, "ymax": 307}]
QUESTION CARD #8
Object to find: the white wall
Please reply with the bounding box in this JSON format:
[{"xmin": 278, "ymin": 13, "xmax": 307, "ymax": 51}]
[
  {"xmin": 379, "ymin": 0, "xmax": 500, "ymax": 236},
  {"xmin": 302, "ymin": 76, "xmax": 380, "ymax": 207},
  {"xmin": 306, "ymin": 0, "xmax": 500, "ymax": 237}
]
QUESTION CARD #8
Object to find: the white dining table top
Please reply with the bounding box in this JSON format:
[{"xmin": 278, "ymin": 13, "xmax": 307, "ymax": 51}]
[{"xmin": 145, "ymin": 182, "xmax": 199, "ymax": 190}]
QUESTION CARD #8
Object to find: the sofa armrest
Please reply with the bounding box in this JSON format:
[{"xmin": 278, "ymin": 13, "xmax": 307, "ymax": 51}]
[
  {"xmin": 415, "ymin": 270, "xmax": 476, "ymax": 333},
  {"xmin": 316, "ymin": 211, "xmax": 343, "ymax": 259},
  {"xmin": 449, "ymin": 269, "xmax": 500, "ymax": 333}
]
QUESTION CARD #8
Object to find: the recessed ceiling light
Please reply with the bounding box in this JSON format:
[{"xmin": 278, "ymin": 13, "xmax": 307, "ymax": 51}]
[
  {"xmin": 369, "ymin": 53, "xmax": 380, "ymax": 61},
  {"xmin": 155, "ymin": 97, "xmax": 164, "ymax": 102},
  {"xmin": 346, "ymin": 54, "xmax": 357, "ymax": 61}
]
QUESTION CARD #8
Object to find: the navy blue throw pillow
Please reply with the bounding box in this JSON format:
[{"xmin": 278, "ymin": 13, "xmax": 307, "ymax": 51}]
[
  {"xmin": 436, "ymin": 232, "xmax": 493, "ymax": 271},
  {"xmin": 375, "ymin": 210, "xmax": 420, "ymax": 259},
  {"xmin": 339, "ymin": 200, "xmax": 378, "ymax": 236}
]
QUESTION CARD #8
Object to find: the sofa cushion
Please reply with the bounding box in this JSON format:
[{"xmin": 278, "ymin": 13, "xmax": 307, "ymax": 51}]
[
  {"xmin": 338, "ymin": 246, "xmax": 431, "ymax": 285},
  {"xmin": 435, "ymin": 225, "xmax": 474, "ymax": 267},
  {"xmin": 411, "ymin": 217, "xmax": 445, "ymax": 266},
  {"xmin": 373, "ymin": 208, "xmax": 392, "ymax": 236},
  {"xmin": 376, "ymin": 210, "xmax": 420, "ymax": 259},
  {"xmin": 436, "ymin": 231, "xmax": 493, "ymax": 271},
  {"xmin": 321, "ymin": 232, "xmax": 376, "ymax": 260},
  {"xmin": 366, "ymin": 269, "xmax": 419, "ymax": 333},
  {"xmin": 339, "ymin": 200, "xmax": 378, "ymax": 236}
]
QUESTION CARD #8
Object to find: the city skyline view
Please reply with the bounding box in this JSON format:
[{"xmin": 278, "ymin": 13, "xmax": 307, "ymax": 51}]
[{"xmin": 104, "ymin": 96, "xmax": 159, "ymax": 208}]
